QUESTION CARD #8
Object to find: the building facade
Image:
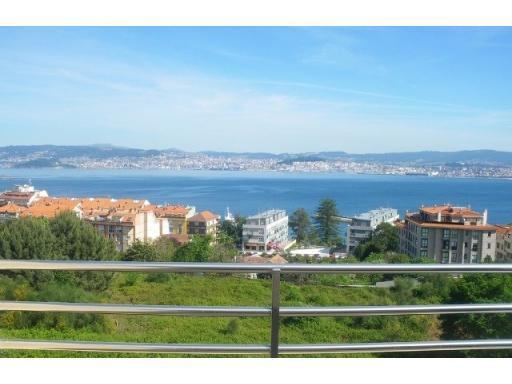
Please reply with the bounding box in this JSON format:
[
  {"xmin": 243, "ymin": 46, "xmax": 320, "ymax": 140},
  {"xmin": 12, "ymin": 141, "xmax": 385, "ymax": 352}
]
[
  {"xmin": 242, "ymin": 209, "xmax": 289, "ymax": 252},
  {"xmin": 397, "ymin": 205, "xmax": 497, "ymax": 264},
  {"xmin": 85, "ymin": 209, "xmax": 169, "ymax": 252},
  {"xmin": 346, "ymin": 208, "xmax": 399, "ymax": 253},
  {"xmin": 154, "ymin": 205, "xmax": 196, "ymax": 235},
  {"xmin": 496, "ymin": 225, "xmax": 512, "ymax": 262},
  {"xmin": 187, "ymin": 211, "xmax": 220, "ymax": 240},
  {"xmin": 0, "ymin": 184, "xmax": 48, "ymax": 207}
]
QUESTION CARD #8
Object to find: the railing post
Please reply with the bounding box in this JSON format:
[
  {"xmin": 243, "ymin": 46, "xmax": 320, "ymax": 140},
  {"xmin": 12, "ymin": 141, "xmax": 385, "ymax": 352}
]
[{"xmin": 270, "ymin": 268, "xmax": 281, "ymax": 358}]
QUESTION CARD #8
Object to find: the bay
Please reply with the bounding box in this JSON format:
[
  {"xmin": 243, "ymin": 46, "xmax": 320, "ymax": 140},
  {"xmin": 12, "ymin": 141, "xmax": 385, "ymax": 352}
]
[{"xmin": 1, "ymin": 168, "xmax": 511, "ymax": 225}]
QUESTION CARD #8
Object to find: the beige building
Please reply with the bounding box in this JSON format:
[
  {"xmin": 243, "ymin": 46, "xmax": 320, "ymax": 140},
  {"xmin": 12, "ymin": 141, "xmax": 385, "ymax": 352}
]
[
  {"xmin": 154, "ymin": 205, "xmax": 196, "ymax": 235},
  {"xmin": 397, "ymin": 205, "xmax": 497, "ymax": 264},
  {"xmin": 496, "ymin": 225, "xmax": 512, "ymax": 262},
  {"xmin": 0, "ymin": 202, "xmax": 27, "ymax": 221},
  {"xmin": 8, "ymin": 195, "xmax": 170, "ymax": 252},
  {"xmin": 187, "ymin": 211, "xmax": 220, "ymax": 240},
  {"xmin": 85, "ymin": 209, "xmax": 169, "ymax": 252},
  {"xmin": 80, "ymin": 198, "xmax": 169, "ymax": 252}
]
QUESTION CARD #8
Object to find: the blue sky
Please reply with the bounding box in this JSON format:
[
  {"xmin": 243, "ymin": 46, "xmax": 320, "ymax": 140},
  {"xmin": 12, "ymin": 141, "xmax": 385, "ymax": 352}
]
[{"xmin": 0, "ymin": 27, "xmax": 511, "ymax": 153}]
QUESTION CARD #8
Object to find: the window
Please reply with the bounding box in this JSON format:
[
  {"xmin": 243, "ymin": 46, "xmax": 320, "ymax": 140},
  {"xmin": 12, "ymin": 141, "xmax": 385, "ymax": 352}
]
[
  {"xmin": 421, "ymin": 228, "xmax": 428, "ymax": 237},
  {"xmin": 487, "ymin": 243, "xmax": 491, "ymax": 249},
  {"xmin": 442, "ymin": 252, "xmax": 449, "ymax": 264},
  {"xmin": 421, "ymin": 238, "xmax": 428, "ymax": 248},
  {"xmin": 472, "ymin": 244, "xmax": 478, "ymax": 252},
  {"xmin": 443, "ymin": 229, "xmax": 450, "ymax": 239},
  {"xmin": 451, "ymin": 230, "xmax": 458, "ymax": 239},
  {"xmin": 451, "ymin": 240, "xmax": 458, "ymax": 251},
  {"xmin": 420, "ymin": 250, "xmax": 428, "ymax": 257},
  {"xmin": 442, "ymin": 240, "xmax": 450, "ymax": 250}
]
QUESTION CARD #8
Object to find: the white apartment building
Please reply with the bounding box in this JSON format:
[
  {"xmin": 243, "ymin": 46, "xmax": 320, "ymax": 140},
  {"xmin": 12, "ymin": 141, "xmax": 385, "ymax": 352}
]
[
  {"xmin": 0, "ymin": 184, "xmax": 48, "ymax": 207},
  {"xmin": 346, "ymin": 208, "xmax": 400, "ymax": 253},
  {"xmin": 242, "ymin": 209, "xmax": 289, "ymax": 252}
]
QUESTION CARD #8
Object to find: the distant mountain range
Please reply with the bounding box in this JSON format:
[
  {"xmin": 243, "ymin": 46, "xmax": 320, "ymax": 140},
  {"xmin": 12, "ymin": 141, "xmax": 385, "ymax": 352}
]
[{"xmin": 1, "ymin": 145, "xmax": 512, "ymax": 167}]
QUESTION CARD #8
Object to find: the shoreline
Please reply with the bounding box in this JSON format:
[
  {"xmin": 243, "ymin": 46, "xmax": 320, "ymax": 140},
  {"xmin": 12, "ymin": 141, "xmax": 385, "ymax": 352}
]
[{"xmin": 2, "ymin": 168, "xmax": 512, "ymax": 181}]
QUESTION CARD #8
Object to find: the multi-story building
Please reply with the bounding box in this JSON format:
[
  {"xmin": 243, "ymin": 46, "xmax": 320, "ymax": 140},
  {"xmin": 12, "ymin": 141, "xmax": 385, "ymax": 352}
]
[
  {"xmin": 84, "ymin": 208, "xmax": 169, "ymax": 252},
  {"xmin": 397, "ymin": 205, "xmax": 497, "ymax": 264},
  {"xmin": 8, "ymin": 194, "xmax": 170, "ymax": 252},
  {"xmin": 346, "ymin": 208, "xmax": 399, "ymax": 253},
  {"xmin": 79, "ymin": 198, "xmax": 169, "ymax": 251},
  {"xmin": 496, "ymin": 225, "xmax": 512, "ymax": 262},
  {"xmin": 154, "ymin": 205, "xmax": 196, "ymax": 235},
  {"xmin": 187, "ymin": 211, "xmax": 220, "ymax": 240},
  {"xmin": 0, "ymin": 202, "xmax": 27, "ymax": 221},
  {"xmin": 21, "ymin": 197, "xmax": 83, "ymax": 218},
  {"xmin": 242, "ymin": 209, "xmax": 289, "ymax": 252},
  {"xmin": 0, "ymin": 184, "xmax": 48, "ymax": 207}
]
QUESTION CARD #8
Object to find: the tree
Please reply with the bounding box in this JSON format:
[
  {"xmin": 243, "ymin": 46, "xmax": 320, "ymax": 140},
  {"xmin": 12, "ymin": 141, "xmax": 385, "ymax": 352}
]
[
  {"xmin": 173, "ymin": 235, "xmax": 213, "ymax": 262},
  {"xmin": 123, "ymin": 241, "xmax": 158, "ymax": 262},
  {"xmin": 440, "ymin": 274, "xmax": 512, "ymax": 357},
  {"xmin": 152, "ymin": 236, "xmax": 177, "ymax": 261},
  {"xmin": 219, "ymin": 215, "xmax": 246, "ymax": 248},
  {"xmin": 0, "ymin": 213, "xmax": 117, "ymax": 291},
  {"xmin": 289, "ymin": 208, "xmax": 312, "ymax": 244},
  {"xmin": 313, "ymin": 199, "xmax": 341, "ymax": 246},
  {"xmin": 354, "ymin": 223, "xmax": 399, "ymax": 261}
]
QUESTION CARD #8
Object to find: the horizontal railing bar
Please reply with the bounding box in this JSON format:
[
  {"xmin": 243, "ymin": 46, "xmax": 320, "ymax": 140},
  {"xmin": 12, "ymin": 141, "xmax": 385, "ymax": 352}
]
[
  {"xmin": 0, "ymin": 340, "xmax": 269, "ymax": 354},
  {"xmin": 3, "ymin": 301, "xmax": 512, "ymax": 317},
  {"xmin": 2, "ymin": 260, "xmax": 512, "ymax": 273},
  {"xmin": 0, "ymin": 301, "xmax": 270, "ymax": 316},
  {"xmin": 280, "ymin": 303, "xmax": 512, "ymax": 316},
  {"xmin": 2, "ymin": 339, "xmax": 512, "ymax": 354},
  {"xmin": 279, "ymin": 339, "xmax": 512, "ymax": 354}
]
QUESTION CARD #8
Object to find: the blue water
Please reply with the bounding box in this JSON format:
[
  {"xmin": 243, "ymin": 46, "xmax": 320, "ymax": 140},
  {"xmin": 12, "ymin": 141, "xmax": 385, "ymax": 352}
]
[{"xmin": 1, "ymin": 168, "xmax": 512, "ymax": 224}]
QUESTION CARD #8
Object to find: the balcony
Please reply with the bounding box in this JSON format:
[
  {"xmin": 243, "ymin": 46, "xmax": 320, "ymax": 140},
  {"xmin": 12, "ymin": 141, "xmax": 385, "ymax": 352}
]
[{"xmin": 1, "ymin": 260, "xmax": 512, "ymax": 357}]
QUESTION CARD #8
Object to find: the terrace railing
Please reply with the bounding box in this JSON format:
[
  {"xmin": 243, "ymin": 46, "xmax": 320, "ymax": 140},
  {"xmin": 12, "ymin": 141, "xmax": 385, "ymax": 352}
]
[{"xmin": 1, "ymin": 260, "xmax": 512, "ymax": 357}]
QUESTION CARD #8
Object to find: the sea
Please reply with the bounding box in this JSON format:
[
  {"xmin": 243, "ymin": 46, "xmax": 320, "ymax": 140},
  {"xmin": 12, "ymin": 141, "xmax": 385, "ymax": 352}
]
[{"xmin": 1, "ymin": 168, "xmax": 512, "ymax": 224}]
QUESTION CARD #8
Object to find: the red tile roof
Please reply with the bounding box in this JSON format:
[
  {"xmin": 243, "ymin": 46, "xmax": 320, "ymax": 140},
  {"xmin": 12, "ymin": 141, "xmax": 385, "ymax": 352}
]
[
  {"xmin": 420, "ymin": 205, "xmax": 481, "ymax": 218},
  {"xmin": 154, "ymin": 205, "xmax": 190, "ymax": 218},
  {"xmin": 189, "ymin": 211, "xmax": 219, "ymax": 222},
  {"xmin": 0, "ymin": 202, "xmax": 26, "ymax": 214},
  {"xmin": 407, "ymin": 215, "xmax": 497, "ymax": 231}
]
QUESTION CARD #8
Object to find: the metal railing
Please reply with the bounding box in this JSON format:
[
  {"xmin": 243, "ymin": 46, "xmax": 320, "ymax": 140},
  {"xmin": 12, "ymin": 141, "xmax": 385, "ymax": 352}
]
[{"xmin": 1, "ymin": 260, "xmax": 512, "ymax": 357}]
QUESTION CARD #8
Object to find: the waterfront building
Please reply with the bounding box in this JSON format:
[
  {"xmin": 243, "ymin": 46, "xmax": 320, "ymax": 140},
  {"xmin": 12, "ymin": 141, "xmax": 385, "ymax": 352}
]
[
  {"xmin": 83, "ymin": 208, "xmax": 169, "ymax": 252},
  {"xmin": 0, "ymin": 202, "xmax": 26, "ymax": 221},
  {"xmin": 10, "ymin": 194, "xmax": 170, "ymax": 252},
  {"xmin": 154, "ymin": 205, "xmax": 196, "ymax": 235},
  {"xmin": 346, "ymin": 208, "xmax": 399, "ymax": 253},
  {"xmin": 0, "ymin": 184, "xmax": 48, "ymax": 207},
  {"xmin": 397, "ymin": 205, "xmax": 497, "ymax": 263},
  {"xmin": 21, "ymin": 197, "xmax": 83, "ymax": 218},
  {"xmin": 496, "ymin": 225, "xmax": 512, "ymax": 262},
  {"xmin": 187, "ymin": 211, "xmax": 220, "ymax": 239},
  {"xmin": 242, "ymin": 209, "xmax": 289, "ymax": 252},
  {"xmin": 79, "ymin": 198, "xmax": 168, "ymax": 251}
]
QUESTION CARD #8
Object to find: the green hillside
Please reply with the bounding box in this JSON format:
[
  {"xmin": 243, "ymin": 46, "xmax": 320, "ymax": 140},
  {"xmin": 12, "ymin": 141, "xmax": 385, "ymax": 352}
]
[{"xmin": 0, "ymin": 273, "xmax": 439, "ymax": 358}]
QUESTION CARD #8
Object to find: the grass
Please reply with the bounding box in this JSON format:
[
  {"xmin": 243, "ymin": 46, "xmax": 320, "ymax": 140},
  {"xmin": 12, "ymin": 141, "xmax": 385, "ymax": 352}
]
[{"xmin": 0, "ymin": 273, "xmax": 440, "ymax": 358}]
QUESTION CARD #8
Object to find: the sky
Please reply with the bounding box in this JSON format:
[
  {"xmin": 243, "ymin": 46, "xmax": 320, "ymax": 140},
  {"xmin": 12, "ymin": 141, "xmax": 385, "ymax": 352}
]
[{"xmin": 0, "ymin": 27, "xmax": 511, "ymax": 153}]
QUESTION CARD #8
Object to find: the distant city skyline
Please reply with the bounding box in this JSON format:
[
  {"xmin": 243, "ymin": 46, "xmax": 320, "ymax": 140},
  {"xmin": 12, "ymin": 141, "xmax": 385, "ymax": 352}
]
[{"xmin": 1, "ymin": 27, "xmax": 511, "ymax": 153}]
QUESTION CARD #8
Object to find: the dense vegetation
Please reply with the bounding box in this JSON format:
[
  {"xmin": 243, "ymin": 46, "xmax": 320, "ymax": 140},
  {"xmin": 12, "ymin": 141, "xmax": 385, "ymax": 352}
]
[{"xmin": 1, "ymin": 213, "xmax": 512, "ymax": 358}]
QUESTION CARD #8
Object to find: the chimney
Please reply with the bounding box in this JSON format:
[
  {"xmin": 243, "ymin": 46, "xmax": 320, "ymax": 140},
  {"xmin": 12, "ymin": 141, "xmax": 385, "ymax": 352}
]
[{"xmin": 483, "ymin": 209, "xmax": 488, "ymax": 225}]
